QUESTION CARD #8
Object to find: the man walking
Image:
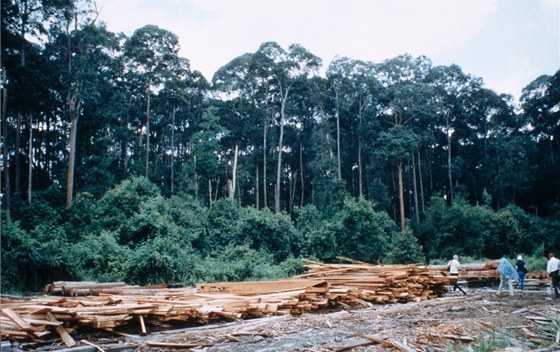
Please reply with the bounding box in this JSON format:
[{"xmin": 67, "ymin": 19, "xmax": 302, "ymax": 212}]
[
  {"xmin": 447, "ymin": 255, "xmax": 467, "ymax": 295},
  {"xmin": 547, "ymin": 252, "xmax": 560, "ymax": 298}
]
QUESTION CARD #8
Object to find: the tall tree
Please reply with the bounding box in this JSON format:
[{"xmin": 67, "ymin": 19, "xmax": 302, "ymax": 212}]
[
  {"xmin": 376, "ymin": 55, "xmax": 435, "ymax": 230},
  {"xmin": 123, "ymin": 25, "xmax": 182, "ymax": 180}
]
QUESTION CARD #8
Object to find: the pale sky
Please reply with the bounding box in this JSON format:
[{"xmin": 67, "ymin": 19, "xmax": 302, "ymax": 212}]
[{"xmin": 95, "ymin": 0, "xmax": 559, "ymax": 102}]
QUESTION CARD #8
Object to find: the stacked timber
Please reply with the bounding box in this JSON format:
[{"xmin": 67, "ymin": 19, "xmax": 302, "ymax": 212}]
[
  {"xmin": 43, "ymin": 281, "xmax": 128, "ymax": 296},
  {"xmin": 427, "ymin": 260, "xmax": 500, "ymax": 285},
  {"xmin": 1, "ymin": 279, "xmax": 348, "ymax": 344},
  {"xmin": 298, "ymin": 258, "xmax": 453, "ymax": 303},
  {"xmin": 1, "ymin": 260, "xmax": 487, "ymax": 345}
]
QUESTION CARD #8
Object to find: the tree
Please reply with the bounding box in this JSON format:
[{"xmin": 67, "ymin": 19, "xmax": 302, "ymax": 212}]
[
  {"xmin": 375, "ymin": 55, "xmax": 436, "ymax": 230},
  {"xmin": 123, "ymin": 25, "xmax": 182, "ymax": 180},
  {"xmin": 520, "ymin": 70, "xmax": 560, "ymax": 215}
]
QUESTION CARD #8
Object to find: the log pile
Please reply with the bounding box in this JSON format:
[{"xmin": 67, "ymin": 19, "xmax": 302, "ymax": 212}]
[
  {"xmin": 298, "ymin": 258, "xmax": 453, "ymax": 303},
  {"xmin": 0, "ymin": 259, "xmax": 506, "ymax": 346},
  {"xmin": 427, "ymin": 260, "xmax": 500, "ymax": 283}
]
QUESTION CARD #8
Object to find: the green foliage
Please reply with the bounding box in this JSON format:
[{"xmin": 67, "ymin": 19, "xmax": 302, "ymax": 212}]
[
  {"xmin": 422, "ymin": 195, "xmax": 494, "ymax": 259},
  {"xmin": 384, "ymin": 228, "xmax": 425, "ymax": 264},
  {"xmin": 121, "ymin": 196, "xmax": 185, "ymax": 244},
  {"xmin": 31, "ymin": 224, "xmax": 74, "ymax": 285},
  {"xmin": 125, "ymin": 235, "xmax": 194, "ymax": 286},
  {"xmin": 202, "ymin": 198, "xmax": 244, "ymax": 251},
  {"xmin": 472, "ymin": 331, "xmax": 511, "ymax": 352},
  {"xmin": 1, "ymin": 212, "xmax": 41, "ymax": 293},
  {"xmin": 422, "ymin": 195, "xmax": 546, "ymax": 261},
  {"xmin": 328, "ymin": 198, "xmax": 396, "ymax": 263},
  {"xmin": 63, "ymin": 192, "xmax": 100, "ymax": 242},
  {"xmin": 483, "ymin": 205, "xmax": 537, "ymax": 258},
  {"xmin": 294, "ymin": 205, "xmax": 332, "ymax": 259},
  {"xmin": 239, "ymin": 207, "xmax": 300, "ymax": 262},
  {"xmin": 96, "ymin": 177, "xmax": 163, "ymax": 244},
  {"xmin": 10, "ymin": 192, "xmax": 62, "ymax": 231},
  {"xmin": 190, "ymin": 245, "xmax": 303, "ymax": 283},
  {"xmin": 68, "ymin": 231, "xmax": 129, "ymax": 282}
]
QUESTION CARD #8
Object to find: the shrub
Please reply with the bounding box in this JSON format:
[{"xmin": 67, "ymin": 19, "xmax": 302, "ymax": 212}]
[
  {"xmin": 125, "ymin": 235, "xmax": 194, "ymax": 285},
  {"xmin": 384, "ymin": 228, "xmax": 425, "ymax": 264},
  {"xmin": 68, "ymin": 231, "xmax": 129, "ymax": 282}
]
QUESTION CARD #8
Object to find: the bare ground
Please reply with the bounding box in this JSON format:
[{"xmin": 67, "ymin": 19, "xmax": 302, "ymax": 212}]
[{"xmin": 11, "ymin": 287, "xmax": 560, "ymax": 352}]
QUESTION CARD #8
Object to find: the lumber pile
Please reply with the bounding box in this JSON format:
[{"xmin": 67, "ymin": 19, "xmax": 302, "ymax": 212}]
[
  {"xmin": 1, "ymin": 279, "xmax": 349, "ymax": 344},
  {"xmin": 1, "ymin": 259, "xmax": 502, "ymax": 345},
  {"xmin": 427, "ymin": 260, "xmax": 500, "ymax": 283},
  {"xmin": 298, "ymin": 258, "xmax": 453, "ymax": 303},
  {"xmin": 43, "ymin": 281, "xmax": 128, "ymax": 296}
]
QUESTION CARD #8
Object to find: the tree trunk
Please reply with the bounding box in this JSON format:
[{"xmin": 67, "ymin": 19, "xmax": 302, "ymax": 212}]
[
  {"xmin": 358, "ymin": 141, "xmax": 363, "ymax": 197},
  {"xmin": 300, "ymin": 142, "xmax": 304, "ymax": 207},
  {"xmin": 170, "ymin": 107, "xmax": 176, "ymax": 194},
  {"xmin": 1, "ymin": 79, "xmax": 10, "ymax": 210},
  {"xmin": 145, "ymin": 91, "xmax": 151, "ymax": 179},
  {"xmin": 229, "ymin": 143, "xmax": 238, "ymax": 199},
  {"xmin": 417, "ymin": 150, "xmax": 425, "ymax": 213},
  {"xmin": 208, "ymin": 179, "xmax": 212, "ymax": 208},
  {"xmin": 398, "ymin": 159, "xmax": 405, "ymax": 231},
  {"xmin": 275, "ymin": 85, "xmax": 290, "ymax": 213},
  {"xmin": 256, "ymin": 165, "xmax": 259, "ymax": 209},
  {"xmin": 446, "ymin": 117, "xmax": 454, "ymax": 202},
  {"xmin": 28, "ymin": 119, "xmax": 32, "ymax": 204},
  {"xmin": 66, "ymin": 115, "xmax": 78, "ymax": 208},
  {"xmin": 15, "ymin": 113, "xmax": 22, "ymax": 195},
  {"xmin": 335, "ymin": 90, "xmax": 341, "ymax": 180},
  {"xmin": 412, "ymin": 151, "xmax": 420, "ymax": 225},
  {"xmin": 263, "ymin": 114, "xmax": 268, "ymax": 209}
]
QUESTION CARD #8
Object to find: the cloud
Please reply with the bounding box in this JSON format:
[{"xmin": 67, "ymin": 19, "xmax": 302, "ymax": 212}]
[{"xmin": 97, "ymin": 0, "xmax": 498, "ymax": 80}]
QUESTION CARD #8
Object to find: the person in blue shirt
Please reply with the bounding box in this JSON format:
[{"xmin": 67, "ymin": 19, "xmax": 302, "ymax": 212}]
[
  {"xmin": 497, "ymin": 256, "xmax": 519, "ymax": 296},
  {"xmin": 515, "ymin": 255, "xmax": 527, "ymax": 290}
]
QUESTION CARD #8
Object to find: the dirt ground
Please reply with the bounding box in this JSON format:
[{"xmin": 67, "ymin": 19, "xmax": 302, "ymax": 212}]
[{"xmin": 11, "ymin": 286, "xmax": 560, "ymax": 352}]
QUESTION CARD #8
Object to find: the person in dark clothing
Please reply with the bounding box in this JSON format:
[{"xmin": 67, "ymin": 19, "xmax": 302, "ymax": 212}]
[{"xmin": 515, "ymin": 255, "xmax": 527, "ymax": 290}]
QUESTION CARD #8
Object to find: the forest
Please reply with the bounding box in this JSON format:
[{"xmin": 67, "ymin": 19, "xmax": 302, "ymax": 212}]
[{"xmin": 1, "ymin": 0, "xmax": 559, "ymax": 294}]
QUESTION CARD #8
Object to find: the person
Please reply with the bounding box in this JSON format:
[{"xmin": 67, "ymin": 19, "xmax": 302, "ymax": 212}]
[
  {"xmin": 497, "ymin": 256, "xmax": 519, "ymax": 296},
  {"xmin": 447, "ymin": 255, "xmax": 467, "ymax": 295},
  {"xmin": 546, "ymin": 252, "xmax": 560, "ymax": 298},
  {"xmin": 515, "ymin": 255, "xmax": 527, "ymax": 290}
]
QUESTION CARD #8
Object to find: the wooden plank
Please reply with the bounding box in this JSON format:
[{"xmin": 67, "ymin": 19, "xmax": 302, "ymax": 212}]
[
  {"xmin": 1, "ymin": 308, "xmax": 35, "ymax": 331},
  {"xmin": 196, "ymin": 280, "xmax": 324, "ymax": 295},
  {"xmin": 47, "ymin": 312, "xmax": 76, "ymax": 347}
]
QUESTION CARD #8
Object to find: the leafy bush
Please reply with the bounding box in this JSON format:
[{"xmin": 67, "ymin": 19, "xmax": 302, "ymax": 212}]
[
  {"xmin": 203, "ymin": 198, "xmax": 244, "ymax": 252},
  {"xmin": 1, "ymin": 212, "xmax": 41, "ymax": 293},
  {"xmin": 239, "ymin": 207, "xmax": 301, "ymax": 262},
  {"xmin": 68, "ymin": 231, "xmax": 129, "ymax": 282},
  {"xmin": 384, "ymin": 228, "xmax": 425, "ymax": 264},
  {"xmin": 191, "ymin": 245, "xmax": 303, "ymax": 283},
  {"xmin": 328, "ymin": 197, "xmax": 396, "ymax": 263},
  {"xmin": 96, "ymin": 177, "xmax": 161, "ymax": 243},
  {"xmin": 125, "ymin": 235, "xmax": 194, "ymax": 285}
]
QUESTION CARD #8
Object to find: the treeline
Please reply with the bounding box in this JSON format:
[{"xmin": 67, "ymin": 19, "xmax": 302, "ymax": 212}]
[
  {"xmin": 3, "ymin": 176, "xmax": 558, "ymax": 293},
  {"xmin": 1, "ymin": 1, "xmax": 559, "ymax": 292}
]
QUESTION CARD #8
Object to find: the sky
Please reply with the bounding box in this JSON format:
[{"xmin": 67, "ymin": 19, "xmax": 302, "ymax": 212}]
[{"xmin": 94, "ymin": 0, "xmax": 559, "ymax": 102}]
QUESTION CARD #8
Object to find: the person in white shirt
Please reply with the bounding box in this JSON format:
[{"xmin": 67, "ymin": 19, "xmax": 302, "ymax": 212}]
[
  {"xmin": 447, "ymin": 255, "xmax": 467, "ymax": 295},
  {"xmin": 547, "ymin": 252, "xmax": 560, "ymax": 298}
]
